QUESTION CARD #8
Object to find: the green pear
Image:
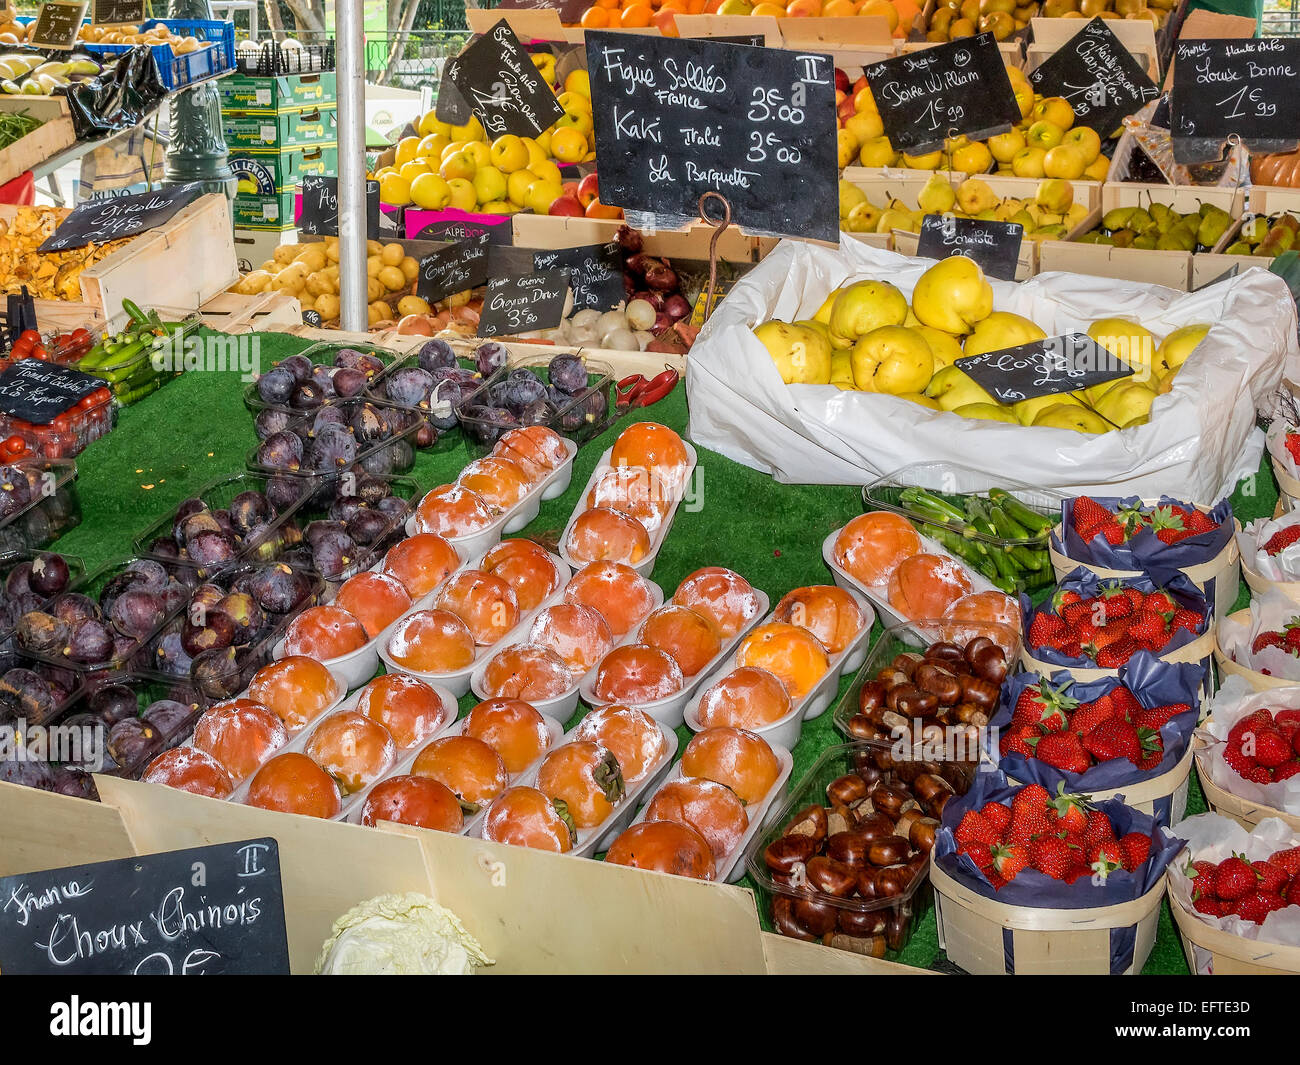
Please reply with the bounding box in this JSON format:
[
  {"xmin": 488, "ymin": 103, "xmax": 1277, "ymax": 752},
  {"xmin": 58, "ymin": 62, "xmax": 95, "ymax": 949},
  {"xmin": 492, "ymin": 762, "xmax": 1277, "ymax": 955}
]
[
  {"xmin": 1132, "ymin": 233, "xmax": 1157, "ymax": 250},
  {"xmin": 1149, "ymin": 202, "xmax": 1176, "ymax": 233},
  {"xmin": 917, "ymin": 174, "xmax": 957, "ymax": 215},
  {"xmin": 1241, "ymin": 216, "xmax": 1271, "ymax": 244},
  {"xmin": 1225, "ymin": 241, "xmax": 1252, "ymax": 255},
  {"xmin": 1196, "ymin": 206, "xmax": 1232, "ymax": 249},
  {"xmin": 1102, "ymin": 207, "xmax": 1136, "ymax": 231},
  {"xmin": 1129, "ymin": 208, "xmax": 1155, "ymax": 235},
  {"xmin": 1112, "ymin": 229, "xmax": 1136, "ymax": 248}
]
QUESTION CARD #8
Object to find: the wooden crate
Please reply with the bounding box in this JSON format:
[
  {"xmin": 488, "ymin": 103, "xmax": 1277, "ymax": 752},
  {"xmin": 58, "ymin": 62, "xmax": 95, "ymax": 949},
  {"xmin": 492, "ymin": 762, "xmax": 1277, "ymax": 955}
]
[
  {"xmin": 1171, "ymin": 893, "xmax": 1300, "ymax": 975},
  {"xmin": 2, "ymin": 193, "xmax": 239, "ymax": 330},
  {"xmin": 0, "ymin": 780, "xmax": 136, "ymax": 879},
  {"xmin": 510, "ymin": 213, "xmax": 764, "ymax": 263},
  {"xmin": 675, "ymin": 13, "xmax": 785, "ymax": 46},
  {"xmin": 932, "ymin": 858, "xmax": 1166, "ymax": 975},
  {"xmin": 761, "ymin": 931, "xmax": 936, "ymax": 975},
  {"xmin": 899, "ymin": 37, "xmax": 1024, "ymax": 69},
  {"xmin": 0, "ymin": 96, "xmax": 75, "ymax": 187}
]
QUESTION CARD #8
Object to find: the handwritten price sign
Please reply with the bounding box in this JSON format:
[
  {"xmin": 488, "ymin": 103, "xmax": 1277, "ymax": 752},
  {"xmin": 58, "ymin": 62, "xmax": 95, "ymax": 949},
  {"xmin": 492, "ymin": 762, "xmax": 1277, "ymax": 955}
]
[{"xmin": 954, "ymin": 333, "xmax": 1132, "ymax": 404}]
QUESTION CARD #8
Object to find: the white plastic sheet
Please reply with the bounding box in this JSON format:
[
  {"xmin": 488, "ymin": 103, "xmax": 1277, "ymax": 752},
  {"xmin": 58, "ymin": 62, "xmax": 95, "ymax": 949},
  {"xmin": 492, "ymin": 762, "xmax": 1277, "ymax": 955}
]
[{"xmin": 686, "ymin": 238, "xmax": 1299, "ymax": 500}]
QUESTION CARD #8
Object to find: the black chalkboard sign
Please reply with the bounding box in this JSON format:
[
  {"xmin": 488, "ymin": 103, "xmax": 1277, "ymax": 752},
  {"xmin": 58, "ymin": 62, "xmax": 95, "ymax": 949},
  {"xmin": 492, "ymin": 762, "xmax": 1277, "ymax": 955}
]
[
  {"xmin": 302, "ymin": 309, "xmax": 323, "ymax": 326},
  {"xmin": 298, "ymin": 176, "xmax": 381, "ymax": 239},
  {"xmin": 534, "ymin": 242, "xmax": 624, "ymax": 312},
  {"xmin": 1171, "ymin": 37, "xmax": 1300, "ymax": 164},
  {"xmin": 864, "ymin": 34, "xmax": 1020, "ymax": 154},
  {"xmin": 586, "ymin": 32, "xmax": 838, "ymax": 243},
  {"xmin": 478, "ymin": 268, "xmax": 570, "ymax": 337},
  {"xmin": 0, "ymin": 360, "xmax": 103, "ymax": 424},
  {"xmin": 0, "ymin": 838, "xmax": 290, "ymax": 975},
  {"xmin": 916, "ymin": 214, "xmax": 1022, "ymax": 281},
  {"xmin": 30, "ymin": 0, "xmax": 86, "ymax": 49},
  {"xmin": 438, "ymin": 20, "xmax": 566, "ymax": 139},
  {"xmin": 39, "ymin": 181, "xmax": 206, "ymax": 252},
  {"xmin": 417, "ymin": 231, "xmax": 495, "ymax": 304},
  {"xmin": 955, "ymin": 333, "xmax": 1133, "ymax": 404},
  {"xmin": 92, "ymin": 0, "xmax": 144, "ymax": 23},
  {"xmin": 1027, "ymin": 18, "xmax": 1160, "ymax": 137}
]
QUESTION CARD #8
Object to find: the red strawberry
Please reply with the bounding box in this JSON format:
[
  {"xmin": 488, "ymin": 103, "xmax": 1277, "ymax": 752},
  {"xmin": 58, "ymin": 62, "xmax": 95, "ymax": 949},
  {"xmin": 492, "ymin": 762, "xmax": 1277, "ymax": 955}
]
[
  {"xmin": 1132, "ymin": 703, "xmax": 1189, "ymax": 731},
  {"xmin": 1189, "ymin": 858, "xmax": 1218, "ymax": 887},
  {"xmin": 1083, "ymin": 809, "xmax": 1117, "ymax": 848},
  {"xmin": 1128, "ymin": 609, "xmax": 1170, "ymax": 649},
  {"xmin": 1148, "ymin": 506, "xmax": 1186, "ymax": 545},
  {"xmin": 1060, "ymin": 600, "xmax": 1093, "ymax": 628},
  {"xmin": 1264, "ymin": 525, "xmax": 1300, "ymax": 555},
  {"xmin": 1268, "ymin": 846, "xmax": 1300, "ymax": 877},
  {"xmin": 1287, "ymin": 879, "xmax": 1300, "ymax": 906},
  {"xmin": 1273, "ymin": 761, "xmax": 1300, "ymax": 782},
  {"xmin": 1000, "ymin": 724, "xmax": 1040, "ymax": 759},
  {"xmin": 1136, "ymin": 732, "xmax": 1165, "ymax": 770},
  {"xmin": 1030, "ymin": 731, "xmax": 1091, "ymax": 774},
  {"xmin": 1144, "ymin": 590, "xmax": 1178, "ymax": 614},
  {"xmin": 1072, "ymin": 496, "xmax": 1113, "ymax": 535},
  {"xmin": 1070, "ymin": 694, "xmax": 1121, "ymax": 735},
  {"xmin": 1028, "ymin": 611, "xmax": 1068, "ymax": 649},
  {"xmin": 959, "ymin": 840, "xmax": 993, "ymax": 869},
  {"xmin": 1228, "ymin": 710, "xmax": 1275, "ymax": 748},
  {"xmin": 1089, "ymin": 840, "xmax": 1124, "ymax": 876},
  {"xmin": 1030, "ymin": 836, "xmax": 1079, "ymax": 879},
  {"xmin": 1171, "ymin": 608, "xmax": 1203, "ymax": 634},
  {"xmin": 1099, "ymin": 593, "xmax": 1134, "ymax": 621},
  {"xmin": 1051, "ymin": 782, "xmax": 1089, "ymax": 834},
  {"xmin": 1252, "ymin": 630, "xmax": 1287, "ymax": 654},
  {"xmin": 955, "ymin": 810, "xmax": 1001, "ymax": 848},
  {"xmin": 1233, "ymin": 891, "xmax": 1286, "ymax": 924},
  {"xmin": 1185, "ymin": 510, "xmax": 1217, "ymax": 535},
  {"xmin": 1095, "ymin": 636, "xmax": 1136, "ymax": 668},
  {"xmin": 1286, "ymin": 431, "xmax": 1300, "ymax": 466},
  {"xmin": 1083, "ymin": 718, "xmax": 1142, "ymax": 764},
  {"xmin": 1224, "ymin": 742, "xmax": 1258, "ymax": 780},
  {"xmin": 1285, "ymin": 627, "xmax": 1300, "ymax": 655},
  {"xmin": 1013, "ymin": 679, "xmax": 1078, "ymax": 730},
  {"xmin": 1110, "ymin": 686, "xmax": 1142, "ymax": 718},
  {"xmin": 1252, "ymin": 860, "xmax": 1289, "ymax": 894},
  {"xmin": 1008, "ymin": 784, "xmax": 1052, "ymax": 842},
  {"xmin": 991, "ymin": 841, "xmax": 1029, "ymax": 881},
  {"xmin": 1052, "ymin": 588, "xmax": 1082, "ymax": 610},
  {"xmin": 1275, "ymin": 709, "xmax": 1300, "ymax": 726},
  {"xmin": 1253, "ymin": 727, "xmax": 1293, "ymax": 768},
  {"xmin": 1119, "ymin": 832, "xmax": 1151, "ymax": 872},
  {"xmin": 1213, "ymin": 855, "xmax": 1260, "ymax": 901},
  {"xmin": 979, "ymin": 801, "xmax": 1013, "ymax": 834},
  {"xmin": 1098, "ymin": 520, "xmax": 1126, "ymax": 545},
  {"xmin": 1194, "ymin": 894, "xmax": 1232, "ymax": 917}
]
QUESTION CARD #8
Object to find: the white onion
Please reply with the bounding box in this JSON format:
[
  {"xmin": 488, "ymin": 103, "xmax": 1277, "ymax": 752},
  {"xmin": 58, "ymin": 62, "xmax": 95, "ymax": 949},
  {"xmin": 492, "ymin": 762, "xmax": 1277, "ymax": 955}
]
[
  {"xmin": 634, "ymin": 330, "xmax": 654, "ymax": 351},
  {"xmin": 626, "ymin": 298, "xmax": 656, "ymax": 331},
  {"xmin": 569, "ymin": 326, "xmax": 600, "ymax": 347},
  {"xmin": 603, "ymin": 327, "xmax": 638, "ymax": 351},
  {"xmin": 596, "ymin": 310, "xmax": 627, "ymax": 339},
  {"xmin": 540, "ymin": 328, "xmax": 565, "ymax": 343},
  {"xmin": 571, "ymin": 308, "xmax": 601, "ymax": 331}
]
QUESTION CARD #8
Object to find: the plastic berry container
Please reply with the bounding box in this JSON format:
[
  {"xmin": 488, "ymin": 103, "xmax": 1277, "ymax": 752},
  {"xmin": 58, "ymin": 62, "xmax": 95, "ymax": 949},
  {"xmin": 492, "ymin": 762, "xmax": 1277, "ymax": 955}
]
[
  {"xmin": 0, "ymin": 387, "xmax": 116, "ymax": 460},
  {"xmin": 75, "ymin": 670, "xmax": 212, "ymax": 781},
  {"xmin": 242, "ymin": 340, "xmax": 412, "ymax": 416},
  {"xmin": 0, "ymin": 459, "xmax": 82, "ymax": 553}
]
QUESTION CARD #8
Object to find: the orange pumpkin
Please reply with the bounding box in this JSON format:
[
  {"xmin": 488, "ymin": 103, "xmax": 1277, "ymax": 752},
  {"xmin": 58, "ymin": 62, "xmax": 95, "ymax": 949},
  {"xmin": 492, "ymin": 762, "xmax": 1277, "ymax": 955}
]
[{"xmin": 1251, "ymin": 149, "xmax": 1300, "ymax": 189}]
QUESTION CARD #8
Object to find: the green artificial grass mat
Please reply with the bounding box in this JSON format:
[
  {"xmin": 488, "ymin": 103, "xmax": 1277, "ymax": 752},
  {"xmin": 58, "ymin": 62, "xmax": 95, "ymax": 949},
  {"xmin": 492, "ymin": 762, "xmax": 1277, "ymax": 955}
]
[{"xmin": 47, "ymin": 329, "xmax": 1283, "ymax": 975}]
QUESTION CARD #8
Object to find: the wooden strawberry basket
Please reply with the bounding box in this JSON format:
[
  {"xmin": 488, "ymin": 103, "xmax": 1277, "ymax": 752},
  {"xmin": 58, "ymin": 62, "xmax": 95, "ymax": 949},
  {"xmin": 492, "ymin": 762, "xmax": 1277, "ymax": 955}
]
[
  {"xmin": 930, "ymin": 858, "xmax": 1166, "ymax": 975},
  {"xmin": 1240, "ymin": 555, "xmax": 1300, "ymax": 606},
  {"xmin": 1170, "ymin": 886, "xmax": 1300, "ymax": 975},
  {"xmin": 1212, "ymin": 608, "xmax": 1298, "ymax": 693},
  {"xmin": 1047, "ymin": 507, "xmax": 1242, "ymax": 625},
  {"xmin": 1193, "ymin": 746, "xmax": 1300, "ymax": 835},
  {"xmin": 1008, "ymin": 742, "xmax": 1195, "ymax": 825},
  {"xmin": 1021, "ymin": 630, "xmax": 1216, "ymax": 698}
]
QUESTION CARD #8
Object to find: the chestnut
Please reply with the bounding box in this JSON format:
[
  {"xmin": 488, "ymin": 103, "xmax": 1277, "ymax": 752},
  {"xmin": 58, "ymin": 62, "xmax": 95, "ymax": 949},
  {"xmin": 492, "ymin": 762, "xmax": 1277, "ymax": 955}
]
[
  {"xmin": 879, "ymin": 709, "xmax": 910, "ymax": 736},
  {"xmin": 827, "ymin": 773, "xmax": 869, "ymax": 807},
  {"xmin": 786, "ymin": 803, "xmax": 828, "ymax": 844},
  {"xmin": 869, "ymin": 783, "xmax": 914, "ymax": 820},
  {"xmin": 826, "ymin": 830, "xmax": 871, "ymax": 867},
  {"xmin": 807, "ymin": 855, "xmax": 859, "ymax": 898},
  {"xmin": 966, "ymin": 637, "xmax": 1008, "ymax": 684},
  {"xmin": 929, "ymin": 791, "xmax": 953, "ymax": 820},
  {"xmin": 926, "ymin": 641, "xmax": 964, "ymax": 664},
  {"xmin": 856, "ymin": 867, "xmax": 878, "ymax": 899},
  {"xmin": 849, "ymin": 755, "xmax": 883, "ymax": 788},
  {"xmin": 952, "ymin": 702, "xmax": 989, "ymax": 726},
  {"xmin": 895, "ymin": 689, "xmax": 940, "ymax": 719},
  {"xmin": 915, "ymin": 662, "xmax": 962, "ymax": 703},
  {"xmin": 772, "ymin": 896, "xmax": 815, "ymax": 941},
  {"xmin": 894, "ymin": 807, "xmax": 924, "ymax": 840},
  {"xmin": 855, "ymin": 811, "xmax": 896, "ymax": 841},
  {"xmin": 908, "ymin": 817, "xmax": 940, "ymax": 853},
  {"xmin": 885, "ymin": 911, "xmax": 910, "ymax": 951},
  {"xmin": 838, "ymin": 908, "xmax": 887, "ymax": 936},
  {"xmin": 891, "ymin": 652, "xmax": 924, "ymax": 678},
  {"xmin": 764, "ymin": 833, "xmax": 818, "ymax": 874},
  {"xmin": 878, "ymin": 669, "xmax": 910, "ymax": 693},
  {"xmin": 792, "ymin": 895, "xmax": 838, "ymax": 937},
  {"xmin": 828, "ymin": 932, "xmax": 887, "ymax": 958},
  {"xmin": 847, "ymin": 715, "xmax": 887, "ymax": 742},
  {"xmin": 912, "ymin": 772, "xmax": 954, "ymax": 804},
  {"xmin": 886, "ymin": 682, "xmax": 921, "ymax": 712},
  {"xmin": 868, "ymin": 835, "xmax": 911, "ymax": 867},
  {"xmin": 827, "ymin": 806, "xmax": 853, "ymax": 836},
  {"xmin": 858, "ymin": 679, "xmax": 887, "ymax": 714},
  {"xmin": 905, "ymin": 852, "xmax": 928, "ymax": 878},
  {"xmin": 959, "ymin": 674, "xmax": 1000, "ymax": 711},
  {"xmin": 873, "ymin": 864, "xmax": 914, "ymax": 898}
]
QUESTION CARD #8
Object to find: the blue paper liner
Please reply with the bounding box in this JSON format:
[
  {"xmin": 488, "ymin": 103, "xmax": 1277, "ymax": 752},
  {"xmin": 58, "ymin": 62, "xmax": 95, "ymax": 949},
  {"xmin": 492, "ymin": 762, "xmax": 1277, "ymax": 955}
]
[
  {"xmin": 934, "ymin": 769, "xmax": 1187, "ymax": 909},
  {"xmin": 990, "ymin": 651, "xmax": 1204, "ymax": 795},
  {"xmin": 1054, "ymin": 495, "xmax": 1235, "ymax": 587},
  {"xmin": 1020, "ymin": 567, "xmax": 1210, "ymax": 670}
]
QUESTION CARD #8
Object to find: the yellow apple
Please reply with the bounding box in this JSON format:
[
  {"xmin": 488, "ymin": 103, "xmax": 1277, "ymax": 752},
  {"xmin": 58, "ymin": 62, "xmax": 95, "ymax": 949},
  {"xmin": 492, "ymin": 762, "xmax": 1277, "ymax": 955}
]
[
  {"xmin": 1014, "ymin": 85, "xmax": 1035, "ymax": 121},
  {"xmin": 1011, "ymin": 146, "xmax": 1047, "ymax": 178},
  {"xmin": 489, "ymin": 134, "xmax": 529, "ymax": 173},
  {"xmin": 988, "ymin": 128, "xmax": 1026, "ymax": 164},
  {"xmin": 850, "ymin": 326, "xmax": 935, "ymax": 394},
  {"xmin": 1026, "ymin": 120, "xmax": 1064, "ymax": 151},
  {"xmin": 838, "ymin": 129, "xmax": 860, "ymax": 169},
  {"xmin": 524, "ymin": 180, "xmax": 564, "ymax": 215},
  {"xmin": 951, "ymin": 141, "xmax": 993, "ymax": 175},
  {"xmin": 963, "ymin": 311, "xmax": 1047, "ymax": 357},
  {"xmin": 953, "ymin": 402, "xmax": 1019, "ymax": 423},
  {"xmin": 926, "ymin": 364, "xmax": 996, "ymax": 409},
  {"xmin": 461, "ymin": 141, "xmax": 491, "ymax": 169},
  {"xmin": 1062, "ymin": 126, "xmax": 1102, "ymax": 165},
  {"xmin": 840, "ymin": 180, "xmax": 869, "ymax": 219},
  {"xmin": 506, "ymin": 169, "xmax": 536, "ymax": 207},
  {"xmin": 472, "ymin": 166, "xmax": 507, "ymax": 205},
  {"xmin": 439, "ymin": 151, "xmax": 477, "ymax": 181},
  {"xmin": 898, "ymin": 391, "xmax": 942, "ymax": 409},
  {"xmin": 754, "ymin": 321, "xmax": 833, "ymax": 384},
  {"xmin": 911, "ymin": 256, "xmax": 994, "ymax": 335},
  {"xmin": 956, "ymin": 178, "xmax": 998, "ymax": 214},
  {"xmin": 858, "ymin": 136, "xmax": 899, "ymax": 168},
  {"xmin": 1031, "ymin": 96, "xmax": 1075, "ymax": 131},
  {"xmin": 1084, "ymin": 156, "xmax": 1111, "ymax": 181},
  {"xmin": 1044, "ymin": 144, "xmax": 1085, "ymax": 180},
  {"xmin": 903, "ymin": 149, "xmax": 944, "ymax": 169},
  {"xmin": 846, "ymin": 201, "xmax": 883, "ymax": 232},
  {"xmin": 845, "ymin": 111, "xmax": 884, "ymax": 144},
  {"xmin": 446, "ymin": 178, "xmax": 477, "ymax": 212},
  {"xmin": 828, "ymin": 281, "xmax": 909, "ymax": 348},
  {"xmin": 1156, "ymin": 324, "xmax": 1211, "ymax": 374}
]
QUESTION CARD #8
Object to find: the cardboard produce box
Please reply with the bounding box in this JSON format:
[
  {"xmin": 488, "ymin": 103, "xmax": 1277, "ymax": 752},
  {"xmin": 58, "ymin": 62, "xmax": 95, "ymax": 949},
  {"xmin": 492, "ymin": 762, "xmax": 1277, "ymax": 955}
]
[
  {"xmin": 222, "ymin": 105, "xmax": 337, "ymax": 149},
  {"xmin": 230, "ymin": 143, "xmax": 339, "ymax": 195},
  {"xmin": 218, "ymin": 70, "xmax": 338, "ymax": 113}
]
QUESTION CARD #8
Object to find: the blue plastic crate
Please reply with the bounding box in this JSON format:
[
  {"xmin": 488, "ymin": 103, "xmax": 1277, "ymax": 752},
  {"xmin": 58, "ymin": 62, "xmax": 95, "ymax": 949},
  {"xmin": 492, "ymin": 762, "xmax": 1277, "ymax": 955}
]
[{"xmin": 81, "ymin": 19, "xmax": 235, "ymax": 91}]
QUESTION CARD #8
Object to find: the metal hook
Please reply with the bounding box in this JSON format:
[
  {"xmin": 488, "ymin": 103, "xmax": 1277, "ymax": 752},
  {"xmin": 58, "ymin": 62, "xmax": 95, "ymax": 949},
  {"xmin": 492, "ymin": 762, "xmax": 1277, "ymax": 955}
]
[{"xmin": 698, "ymin": 191, "xmax": 733, "ymax": 324}]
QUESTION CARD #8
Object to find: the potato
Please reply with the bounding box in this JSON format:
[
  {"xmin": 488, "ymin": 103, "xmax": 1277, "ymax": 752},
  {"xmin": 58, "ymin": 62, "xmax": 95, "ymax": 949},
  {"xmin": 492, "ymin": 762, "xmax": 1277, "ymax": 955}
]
[
  {"xmin": 377, "ymin": 265, "xmax": 406, "ymax": 292},
  {"xmin": 447, "ymin": 290, "xmax": 471, "ymax": 309},
  {"xmin": 397, "ymin": 295, "xmax": 432, "ymax": 317},
  {"xmin": 299, "ymin": 293, "xmax": 316, "ymax": 312},
  {"xmin": 272, "ymin": 244, "xmax": 301, "ymax": 265},
  {"xmin": 380, "ymin": 242, "xmax": 405, "ymax": 267},
  {"xmin": 367, "ymin": 302, "xmax": 391, "ymax": 326},
  {"xmin": 365, "ymin": 254, "xmax": 382, "ymax": 278},
  {"xmin": 258, "ymin": 259, "xmax": 277, "ymax": 273},
  {"xmin": 271, "ymin": 271, "xmax": 304, "ymax": 293},
  {"xmin": 305, "ymin": 273, "xmax": 330, "ymax": 298},
  {"xmin": 322, "ymin": 264, "xmax": 340, "ymax": 281},
  {"xmin": 324, "ymin": 238, "xmax": 341, "ymax": 263},
  {"xmin": 294, "ymin": 244, "xmax": 327, "ymax": 272},
  {"xmin": 399, "ymin": 255, "xmax": 419, "ymax": 282},
  {"xmin": 315, "ymin": 293, "xmax": 340, "ymax": 320},
  {"xmin": 366, "ymin": 240, "xmax": 383, "ymax": 256},
  {"xmin": 366, "ymin": 277, "xmax": 383, "ymax": 302}
]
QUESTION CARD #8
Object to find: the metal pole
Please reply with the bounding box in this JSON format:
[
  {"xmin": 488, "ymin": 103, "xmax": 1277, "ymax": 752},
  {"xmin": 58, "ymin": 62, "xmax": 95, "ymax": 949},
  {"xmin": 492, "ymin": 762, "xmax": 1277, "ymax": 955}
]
[{"xmin": 337, "ymin": 0, "xmax": 368, "ymax": 332}]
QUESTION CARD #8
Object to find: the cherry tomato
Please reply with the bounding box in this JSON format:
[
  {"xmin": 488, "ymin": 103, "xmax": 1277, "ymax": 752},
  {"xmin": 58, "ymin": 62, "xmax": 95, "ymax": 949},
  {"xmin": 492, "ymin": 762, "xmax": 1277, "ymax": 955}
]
[
  {"xmin": 72, "ymin": 328, "xmax": 91, "ymax": 344},
  {"xmin": 30, "ymin": 346, "xmax": 48, "ymax": 361},
  {"xmin": 1, "ymin": 436, "xmax": 26, "ymax": 459}
]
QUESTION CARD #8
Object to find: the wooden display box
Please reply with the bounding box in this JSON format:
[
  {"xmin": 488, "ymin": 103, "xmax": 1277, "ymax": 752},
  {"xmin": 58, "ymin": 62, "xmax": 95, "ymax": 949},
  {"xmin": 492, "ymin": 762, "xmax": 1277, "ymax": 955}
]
[
  {"xmin": 1, "ymin": 193, "xmax": 238, "ymax": 330},
  {"xmin": 899, "ymin": 37, "xmax": 1024, "ymax": 69},
  {"xmin": 510, "ymin": 213, "xmax": 764, "ymax": 263},
  {"xmin": 0, "ymin": 96, "xmax": 75, "ymax": 188},
  {"xmin": 1025, "ymin": 16, "xmax": 1157, "ymax": 79},
  {"xmin": 675, "ymin": 13, "xmax": 785, "ymax": 46}
]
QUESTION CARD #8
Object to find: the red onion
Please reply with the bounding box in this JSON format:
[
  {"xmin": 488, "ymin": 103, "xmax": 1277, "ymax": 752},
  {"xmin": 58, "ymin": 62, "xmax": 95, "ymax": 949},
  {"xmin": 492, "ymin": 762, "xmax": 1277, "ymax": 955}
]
[
  {"xmin": 625, "ymin": 252, "xmax": 653, "ymax": 277},
  {"xmin": 616, "ymin": 225, "xmax": 643, "ymax": 253},
  {"xmin": 635, "ymin": 289, "xmax": 665, "ymax": 311},
  {"xmin": 664, "ymin": 293, "xmax": 691, "ymax": 321},
  {"xmin": 653, "ymin": 310, "xmax": 674, "ymax": 334},
  {"xmin": 644, "ymin": 263, "xmax": 678, "ymax": 291}
]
